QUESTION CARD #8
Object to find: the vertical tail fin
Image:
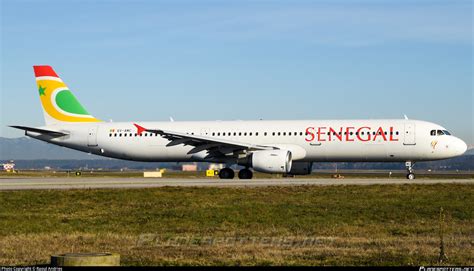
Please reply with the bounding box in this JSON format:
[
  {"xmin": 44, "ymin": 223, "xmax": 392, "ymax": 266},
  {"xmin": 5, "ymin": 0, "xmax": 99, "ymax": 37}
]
[{"xmin": 34, "ymin": 65, "xmax": 101, "ymax": 125}]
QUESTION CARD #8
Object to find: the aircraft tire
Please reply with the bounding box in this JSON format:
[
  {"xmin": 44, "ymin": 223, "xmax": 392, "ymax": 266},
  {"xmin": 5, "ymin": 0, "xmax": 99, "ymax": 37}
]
[
  {"xmin": 219, "ymin": 168, "xmax": 234, "ymax": 179},
  {"xmin": 238, "ymin": 169, "xmax": 253, "ymax": 179}
]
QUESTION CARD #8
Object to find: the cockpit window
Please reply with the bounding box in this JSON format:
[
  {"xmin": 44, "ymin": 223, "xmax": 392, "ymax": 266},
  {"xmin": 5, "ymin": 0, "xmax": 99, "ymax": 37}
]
[{"xmin": 431, "ymin": 129, "xmax": 451, "ymax": 136}]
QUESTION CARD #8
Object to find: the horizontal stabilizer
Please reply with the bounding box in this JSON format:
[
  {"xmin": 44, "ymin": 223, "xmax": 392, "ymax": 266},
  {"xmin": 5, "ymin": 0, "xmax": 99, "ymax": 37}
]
[{"xmin": 9, "ymin": 126, "xmax": 68, "ymax": 137}]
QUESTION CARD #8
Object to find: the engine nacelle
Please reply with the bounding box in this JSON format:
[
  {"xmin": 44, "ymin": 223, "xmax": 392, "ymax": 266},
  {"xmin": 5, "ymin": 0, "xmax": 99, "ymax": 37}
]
[
  {"xmin": 288, "ymin": 162, "xmax": 313, "ymax": 175},
  {"xmin": 251, "ymin": 150, "xmax": 292, "ymax": 173}
]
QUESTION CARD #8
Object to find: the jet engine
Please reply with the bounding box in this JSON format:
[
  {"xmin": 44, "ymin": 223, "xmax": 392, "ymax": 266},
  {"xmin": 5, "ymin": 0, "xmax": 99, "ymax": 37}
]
[
  {"xmin": 288, "ymin": 162, "xmax": 313, "ymax": 175},
  {"xmin": 250, "ymin": 150, "xmax": 292, "ymax": 173}
]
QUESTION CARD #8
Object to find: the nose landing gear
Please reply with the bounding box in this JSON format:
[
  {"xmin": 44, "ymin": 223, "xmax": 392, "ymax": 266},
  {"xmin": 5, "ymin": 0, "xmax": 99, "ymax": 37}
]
[{"xmin": 405, "ymin": 161, "xmax": 415, "ymax": 180}]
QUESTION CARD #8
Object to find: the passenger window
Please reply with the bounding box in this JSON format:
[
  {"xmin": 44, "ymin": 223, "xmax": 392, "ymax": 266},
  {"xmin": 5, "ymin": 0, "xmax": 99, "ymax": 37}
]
[
  {"xmin": 264, "ymin": 132, "xmax": 267, "ymax": 136},
  {"xmin": 239, "ymin": 132, "xmax": 242, "ymax": 136},
  {"xmin": 300, "ymin": 132, "xmax": 303, "ymax": 136},
  {"xmin": 256, "ymin": 132, "xmax": 259, "ymax": 136},
  {"xmin": 278, "ymin": 132, "xmax": 281, "ymax": 136}
]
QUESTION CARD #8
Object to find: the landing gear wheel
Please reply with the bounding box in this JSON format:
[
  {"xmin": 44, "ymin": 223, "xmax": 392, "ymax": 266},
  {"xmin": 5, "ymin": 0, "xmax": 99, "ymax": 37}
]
[
  {"xmin": 219, "ymin": 168, "xmax": 235, "ymax": 179},
  {"xmin": 238, "ymin": 168, "xmax": 253, "ymax": 179},
  {"xmin": 405, "ymin": 161, "xmax": 416, "ymax": 180},
  {"xmin": 407, "ymin": 173, "xmax": 416, "ymax": 180}
]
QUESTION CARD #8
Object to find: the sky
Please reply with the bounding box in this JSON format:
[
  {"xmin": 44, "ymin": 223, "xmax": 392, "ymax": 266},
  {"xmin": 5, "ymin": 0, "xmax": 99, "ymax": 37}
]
[{"xmin": 1, "ymin": 0, "xmax": 473, "ymax": 145}]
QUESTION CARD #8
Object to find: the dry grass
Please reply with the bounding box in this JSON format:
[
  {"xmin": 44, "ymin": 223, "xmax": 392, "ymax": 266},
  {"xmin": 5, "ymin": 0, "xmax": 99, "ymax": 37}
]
[
  {"xmin": 0, "ymin": 184, "xmax": 473, "ymax": 266},
  {"xmin": 1, "ymin": 233, "xmax": 472, "ymax": 266}
]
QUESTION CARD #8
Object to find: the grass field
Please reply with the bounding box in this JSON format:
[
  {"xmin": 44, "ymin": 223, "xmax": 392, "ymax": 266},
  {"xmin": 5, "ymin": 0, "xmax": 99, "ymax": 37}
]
[{"xmin": 0, "ymin": 184, "xmax": 473, "ymax": 266}]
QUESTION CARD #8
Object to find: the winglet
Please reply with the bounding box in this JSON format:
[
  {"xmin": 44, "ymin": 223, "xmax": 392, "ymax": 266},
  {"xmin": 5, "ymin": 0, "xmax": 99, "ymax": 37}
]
[{"xmin": 134, "ymin": 123, "xmax": 147, "ymax": 135}]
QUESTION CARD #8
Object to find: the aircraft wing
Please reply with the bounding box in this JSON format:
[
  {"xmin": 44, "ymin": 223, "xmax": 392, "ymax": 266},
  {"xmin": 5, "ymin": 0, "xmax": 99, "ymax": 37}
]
[
  {"xmin": 10, "ymin": 126, "xmax": 68, "ymax": 137},
  {"xmin": 134, "ymin": 123, "xmax": 276, "ymax": 158}
]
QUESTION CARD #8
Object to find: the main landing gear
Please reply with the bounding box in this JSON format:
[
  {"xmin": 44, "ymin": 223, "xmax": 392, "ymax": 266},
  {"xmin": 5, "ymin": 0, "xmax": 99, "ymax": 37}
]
[
  {"xmin": 238, "ymin": 168, "xmax": 253, "ymax": 179},
  {"xmin": 218, "ymin": 168, "xmax": 253, "ymax": 179},
  {"xmin": 405, "ymin": 161, "xmax": 415, "ymax": 180},
  {"xmin": 218, "ymin": 168, "xmax": 235, "ymax": 179}
]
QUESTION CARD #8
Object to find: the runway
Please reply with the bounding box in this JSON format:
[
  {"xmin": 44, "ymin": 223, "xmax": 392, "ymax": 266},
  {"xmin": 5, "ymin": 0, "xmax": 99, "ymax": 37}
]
[{"xmin": 0, "ymin": 177, "xmax": 472, "ymax": 190}]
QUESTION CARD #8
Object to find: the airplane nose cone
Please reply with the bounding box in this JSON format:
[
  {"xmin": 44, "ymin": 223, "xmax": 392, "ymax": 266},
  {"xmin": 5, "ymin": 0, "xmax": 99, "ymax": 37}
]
[{"xmin": 456, "ymin": 138, "xmax": 468, "ymax": 156}]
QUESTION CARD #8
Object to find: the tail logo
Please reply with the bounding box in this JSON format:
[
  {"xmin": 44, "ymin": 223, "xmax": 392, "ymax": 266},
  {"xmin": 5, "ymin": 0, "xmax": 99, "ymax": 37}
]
[{"xmin": 34, "ymin": 66, "xmax": 100, "ymax": 123}]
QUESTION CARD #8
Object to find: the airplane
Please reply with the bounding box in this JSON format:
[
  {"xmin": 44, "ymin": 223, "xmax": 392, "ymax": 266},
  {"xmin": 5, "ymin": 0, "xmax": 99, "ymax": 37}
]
[{"xmin": 10, "ymin": 66, "xmax": 468, "ymax": 180}]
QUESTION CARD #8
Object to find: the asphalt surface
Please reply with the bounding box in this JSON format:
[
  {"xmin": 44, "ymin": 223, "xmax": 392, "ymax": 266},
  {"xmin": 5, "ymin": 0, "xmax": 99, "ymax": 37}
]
[{"xmin": 0, "ymin": 177, "xmax": 472, "ymax": 190}]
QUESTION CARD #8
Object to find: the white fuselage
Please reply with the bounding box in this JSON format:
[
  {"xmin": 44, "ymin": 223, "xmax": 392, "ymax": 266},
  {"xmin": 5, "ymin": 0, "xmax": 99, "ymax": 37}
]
[{"xmin": 27, "ymin": 119, "xmax": 467, "ymax": 164}]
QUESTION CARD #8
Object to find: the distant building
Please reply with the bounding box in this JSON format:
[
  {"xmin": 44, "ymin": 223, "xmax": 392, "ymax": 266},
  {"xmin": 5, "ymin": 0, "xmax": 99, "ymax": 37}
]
[
  {"xmin": 3, "ymin": 162, "xmax": 15, "ymax": 172},
  {"xmin": 182, "ymin": 164, "xmax": 198, "ymax": 171},
  {"xmin": 208, "ymin": 163, "xmax": 224, "ymax": 171}
]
